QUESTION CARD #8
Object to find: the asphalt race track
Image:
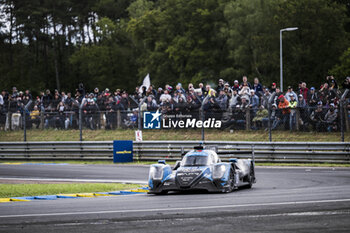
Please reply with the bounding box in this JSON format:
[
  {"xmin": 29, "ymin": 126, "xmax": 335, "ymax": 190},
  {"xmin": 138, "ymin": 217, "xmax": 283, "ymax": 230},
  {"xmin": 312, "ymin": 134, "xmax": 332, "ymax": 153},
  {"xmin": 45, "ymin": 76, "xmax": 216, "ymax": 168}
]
[{"xmin": 0, "ymin": 164, "xmax": 349, "ymax": 233}]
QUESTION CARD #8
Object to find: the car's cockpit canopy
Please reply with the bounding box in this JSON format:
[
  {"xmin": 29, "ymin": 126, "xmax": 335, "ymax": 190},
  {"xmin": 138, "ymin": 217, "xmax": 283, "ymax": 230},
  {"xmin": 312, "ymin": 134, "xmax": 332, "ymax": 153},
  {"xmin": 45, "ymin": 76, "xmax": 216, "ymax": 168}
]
[{"xmin": 181, "ymin": 149, "xmax": 220, "ymax": 167}]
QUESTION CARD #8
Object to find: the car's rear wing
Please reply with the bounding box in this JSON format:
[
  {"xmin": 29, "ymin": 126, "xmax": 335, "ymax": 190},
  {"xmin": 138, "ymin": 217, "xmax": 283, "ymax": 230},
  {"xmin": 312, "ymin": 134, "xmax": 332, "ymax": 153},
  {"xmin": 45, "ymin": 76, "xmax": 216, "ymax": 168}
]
[{"xmin": 181, "ymin": 144, "xmax": 255, "ymax": 164}]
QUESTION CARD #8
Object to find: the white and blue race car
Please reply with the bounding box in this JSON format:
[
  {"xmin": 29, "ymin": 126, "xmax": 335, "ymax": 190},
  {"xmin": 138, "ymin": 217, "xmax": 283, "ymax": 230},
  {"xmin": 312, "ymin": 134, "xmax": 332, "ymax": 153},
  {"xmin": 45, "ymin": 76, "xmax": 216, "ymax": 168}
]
[{"xmin": 148, "ymin": 146, "xmax": 256, "ymax": 194}]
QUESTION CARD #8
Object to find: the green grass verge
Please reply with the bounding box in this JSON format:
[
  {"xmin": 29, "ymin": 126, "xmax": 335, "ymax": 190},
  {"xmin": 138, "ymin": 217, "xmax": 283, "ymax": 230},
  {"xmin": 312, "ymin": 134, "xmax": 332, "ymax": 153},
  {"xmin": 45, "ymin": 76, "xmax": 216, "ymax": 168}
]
[
  {"xmin": 0, "ymin": 129, "xmax": 349, "ymax": 142},
  {"xmin": 0, "ymin": 183, "xmax": 141, "ymax": 198}
]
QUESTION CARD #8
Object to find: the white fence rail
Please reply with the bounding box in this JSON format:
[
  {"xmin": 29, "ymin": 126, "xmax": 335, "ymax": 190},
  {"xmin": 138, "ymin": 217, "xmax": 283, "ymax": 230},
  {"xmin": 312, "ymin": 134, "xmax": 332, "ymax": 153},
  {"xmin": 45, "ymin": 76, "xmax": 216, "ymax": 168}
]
[{"xmin": 0, "ymin": 141, "xmax": 349, "ymax": 163}]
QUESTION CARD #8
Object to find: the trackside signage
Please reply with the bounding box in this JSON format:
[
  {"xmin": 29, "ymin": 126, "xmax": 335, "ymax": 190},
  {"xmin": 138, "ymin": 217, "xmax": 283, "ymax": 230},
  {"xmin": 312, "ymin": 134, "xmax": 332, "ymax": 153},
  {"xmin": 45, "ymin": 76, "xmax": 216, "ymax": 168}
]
[
  {"xmin": 143, "ymin": 110, "xmax": 222, "ymax": 129},
  {"xmin": 113, "ymin": 140, "xmax": 133, "ymax": 163}
]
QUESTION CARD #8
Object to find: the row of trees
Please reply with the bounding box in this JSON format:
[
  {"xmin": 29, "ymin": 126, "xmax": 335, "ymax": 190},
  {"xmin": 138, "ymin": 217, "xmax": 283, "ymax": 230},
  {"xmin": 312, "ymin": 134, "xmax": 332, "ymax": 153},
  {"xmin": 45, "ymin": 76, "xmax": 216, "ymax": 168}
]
[{"xmin": 0, "ymin": 0, "xmax": 349, "ymax": 96}]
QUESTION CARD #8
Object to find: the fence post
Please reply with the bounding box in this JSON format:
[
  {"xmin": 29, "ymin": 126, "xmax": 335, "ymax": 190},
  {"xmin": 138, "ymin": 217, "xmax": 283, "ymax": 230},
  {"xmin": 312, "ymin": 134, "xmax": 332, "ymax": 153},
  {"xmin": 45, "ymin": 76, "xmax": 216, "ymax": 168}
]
[
  {"xmin": 201, "ymin": 95, "xmax": 210, "ymax": 142},
  {"xmin": 79, "ymin": 99, "xmax": 86, "ymax": 142},
  {"xmin": 345, "ymin": 104, "xmax": 350, "ymax": 132},
  {"xmin": 245, "ymin": 108, "xmax": 250, "ymax": 131},
  {"xmin": 340, "ymin": 89, "xmax": 349, "ymax": 142},
  {"xmin": 23, "ymin": 100, "xmax": 32, "ymax": 142},
  {"xmin": 117, "ymin": 110, "xmax": 121, "ymax": 128},
  {"xmin": 40, "ymin": 110, "xmax": 44, "ymax": 129},
  {"xmin": 268, "ymin": 93, "xmax": 277, "ymax": 142},
  {"xmin": 138, "ymin": 97, "xmax": 147, "ymax": 130},
  {"xmin": 295, "ymin": 108, "xmax": 300, "ymax": 131}
]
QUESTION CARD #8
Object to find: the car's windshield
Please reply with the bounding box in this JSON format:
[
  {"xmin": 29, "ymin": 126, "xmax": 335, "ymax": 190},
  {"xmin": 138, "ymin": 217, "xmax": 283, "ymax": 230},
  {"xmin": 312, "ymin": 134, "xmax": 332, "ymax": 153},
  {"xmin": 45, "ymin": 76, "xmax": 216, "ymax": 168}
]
[{"xmin": 182, "ymin": 155, "xmax": 208, "ymax": 166}]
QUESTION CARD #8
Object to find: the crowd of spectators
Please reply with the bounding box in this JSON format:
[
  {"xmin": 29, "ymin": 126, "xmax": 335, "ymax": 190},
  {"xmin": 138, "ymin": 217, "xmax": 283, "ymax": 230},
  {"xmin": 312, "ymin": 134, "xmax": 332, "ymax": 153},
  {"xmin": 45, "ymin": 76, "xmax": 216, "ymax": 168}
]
[{"xmin": 0, "ymin": 76, "xmax": 349, "ymax": 132}]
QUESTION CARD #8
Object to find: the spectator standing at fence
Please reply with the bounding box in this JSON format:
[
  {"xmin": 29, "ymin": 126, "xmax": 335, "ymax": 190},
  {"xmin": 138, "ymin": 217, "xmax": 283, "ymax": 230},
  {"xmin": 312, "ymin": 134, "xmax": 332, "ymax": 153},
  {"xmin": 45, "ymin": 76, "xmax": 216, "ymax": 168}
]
[
  {"xmin": 297, "ymin": 94, "xmax": 309, "ymax": 131},
  {"xmin": 319, "ymin": 83, "xmax": 329, "ymax": 104},
  {"xmin": 216, "ymin": 90, "xmax": 228, "ymax": 111},
  {"xmin": 299, "ymin": 82, "xmax": 309, "ymax": 100},
  {"xmin": 41, "ymin": 90, "xmax": 52, "ymax": 111},
  {"xmin": 252, "ymin": 105, "xmax": 268, "ymax": 130},
  {"xmin": 120, "ymin": 91, "xmax": 129, "ymax": 110},
  {"xmin": 285, "ymin": 86, "xmax": 298, "ymax": 103},
  {"xmin": 324, "ymin": 104, "xmax": 338, "ymax": 132},
  {"xmin": 159, "ymin": 89, "xmax": 172, "ymax": 104},
  {"xmin": 29, "ymin": 105, "xmax": 40, "ymax": 129},
  {"xmin": 249, "ymin": 90, "xmax": 259, "ymax": 116},
  {"xmin": 271, "ymin": 104, "xmax": 282, "ymax": 130},
  {"xmin": 252, "ymin": 77, "xmax": 263, "ymax": 97},
  {"xmin": 289, "ymin": 94, "xmax": 297, "ymax": 131},
  {"xmin": 239, "ymin": 83, "xmax": 250, "ymax": 100},
  {"xmin": 261, "ymin": 88, "xmax": 271, "ymax": 109},
  {"xmin": 278, "ymin": 95, "xmax": 290, "ymax": 130},
  {"xmin": 310, "ymin": 101, "xmax": 326, "ymax": 131},
  {"xmin": 145, "ymin": 96, "xmax": 158, "ymax": 111},
  {"xmin": 229, "ymin": 89, "xmax": 241, "ymax": 109},
  {"xmin": 307, "ymin": 87, "xmax": 318, "ymax": 108}
]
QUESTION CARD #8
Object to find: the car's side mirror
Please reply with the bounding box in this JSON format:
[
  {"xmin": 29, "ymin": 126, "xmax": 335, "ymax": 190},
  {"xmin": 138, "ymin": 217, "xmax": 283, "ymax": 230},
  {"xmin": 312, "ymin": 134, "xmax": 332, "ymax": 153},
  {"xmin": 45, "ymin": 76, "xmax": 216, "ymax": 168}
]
[{"xmin": 173, "ymin": 161, "xmax": 181, "ymax": 170}]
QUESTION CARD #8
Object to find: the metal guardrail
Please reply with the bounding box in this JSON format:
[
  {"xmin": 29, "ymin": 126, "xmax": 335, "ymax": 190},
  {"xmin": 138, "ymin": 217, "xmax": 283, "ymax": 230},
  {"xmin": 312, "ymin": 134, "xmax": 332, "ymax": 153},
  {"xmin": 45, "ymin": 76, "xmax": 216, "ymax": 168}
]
[{"xmin": 0, "ymin": 141, "xmax": 349, "ymax": 163}]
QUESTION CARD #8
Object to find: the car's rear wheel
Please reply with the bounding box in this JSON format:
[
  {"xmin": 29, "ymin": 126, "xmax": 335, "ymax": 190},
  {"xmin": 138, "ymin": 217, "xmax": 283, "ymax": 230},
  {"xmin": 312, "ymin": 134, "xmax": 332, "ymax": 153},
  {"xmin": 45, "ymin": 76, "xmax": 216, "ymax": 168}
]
[
  {"xmin": 226, "ymin": 168, "xmax": 235, "ymax": 192},
  {"xmin": 246, "ymin": 164, "xmax": 255, "ymax": 188}
]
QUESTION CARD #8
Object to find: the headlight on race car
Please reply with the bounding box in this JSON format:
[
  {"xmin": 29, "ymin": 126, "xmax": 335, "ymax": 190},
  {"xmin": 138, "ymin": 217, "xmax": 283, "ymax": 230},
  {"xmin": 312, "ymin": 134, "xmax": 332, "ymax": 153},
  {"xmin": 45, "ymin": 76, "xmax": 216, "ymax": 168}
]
[
  {"xmin": 149, "ymin": 166, "xmax": 164, "ymax": 180},
  {"xmin": 213, "ymin": 164, "xmax": 226, "ymax": 179}
]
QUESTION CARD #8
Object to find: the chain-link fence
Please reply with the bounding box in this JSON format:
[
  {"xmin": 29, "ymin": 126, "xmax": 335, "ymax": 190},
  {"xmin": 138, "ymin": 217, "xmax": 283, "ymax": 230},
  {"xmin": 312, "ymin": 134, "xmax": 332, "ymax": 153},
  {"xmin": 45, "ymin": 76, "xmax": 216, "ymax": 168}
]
[{"xmin": 0, "ymin": 94, "xmax": 349, "ymax": 142}]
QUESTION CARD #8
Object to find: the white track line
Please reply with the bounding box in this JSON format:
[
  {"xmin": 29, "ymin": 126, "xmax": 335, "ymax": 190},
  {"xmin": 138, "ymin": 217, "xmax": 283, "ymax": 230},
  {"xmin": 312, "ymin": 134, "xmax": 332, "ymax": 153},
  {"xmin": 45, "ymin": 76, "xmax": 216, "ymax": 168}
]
[
  {"xmin": 0, "ymin": 177, "xmax": 147, "ymax": 184},
  {"xmin": 0, "ymin": 199, "xmax": 349, "ymax": 218}
]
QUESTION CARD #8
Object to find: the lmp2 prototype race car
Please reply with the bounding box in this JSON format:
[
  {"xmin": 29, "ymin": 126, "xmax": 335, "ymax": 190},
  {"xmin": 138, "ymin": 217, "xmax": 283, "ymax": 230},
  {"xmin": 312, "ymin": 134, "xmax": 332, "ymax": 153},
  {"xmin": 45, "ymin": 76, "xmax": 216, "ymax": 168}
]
[{"xmin": 148, "ymin": 146, "xmax": 256, "ymax": 194}]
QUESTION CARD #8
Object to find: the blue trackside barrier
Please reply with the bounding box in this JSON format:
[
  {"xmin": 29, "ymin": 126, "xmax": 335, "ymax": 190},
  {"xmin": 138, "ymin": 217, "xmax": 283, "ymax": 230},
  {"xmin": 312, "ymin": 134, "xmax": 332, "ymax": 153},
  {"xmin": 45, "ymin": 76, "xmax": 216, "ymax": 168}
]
[
  {"xmin": 56, "ymin": 195, "xmax": 80, "ymax": 198},
  {"xmin": 120, "ymin": 191, "xmax": 139, "ymax": 195},
  {"xmin": 34, "ymin": 195, "xmax": 58, "ymax": 200},
  {"xmin": 11, "ymin": 196, "xmax": 35, "ymax": 200}
]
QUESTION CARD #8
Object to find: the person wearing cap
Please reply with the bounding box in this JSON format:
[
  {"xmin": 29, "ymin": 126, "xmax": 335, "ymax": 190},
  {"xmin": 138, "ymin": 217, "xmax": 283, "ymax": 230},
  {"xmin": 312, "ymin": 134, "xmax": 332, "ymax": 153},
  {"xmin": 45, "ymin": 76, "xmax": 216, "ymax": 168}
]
[
  {"xmin": 277, "ymin": 95, "xmax": 290, "ymax": 130},
  {"xmin": 310, "ymin": 101, "xmax": 326, "ymax": 131},
  {"xmin": 289, "ymin": 94, "xmax": 297, "ymax": 131},
  {"xmin": 270, "ymin": 83, "xmax": 277, "ymax": 93},
  {"xmin": 261, "ymin": 88, "xmax": 271, "ymax": 109},
  {"xmin": 216, "ymin": 89, "xmax": 228, "ymax": 111},
  {"xmin": 232, "ymin": 80, "xmax": 240, "ymax": 92},
  {"xmin": 324, "ymin": 104, "xmax": 338, "ymax": 132},
  {"xmin": 307, "ymin": 87, "xmax": 318, "ymax": 108},
  {"xmin": 223, "ymin": 82, "xmax": 231, "ymax": 95},
  {"xmin": 229, "ymin": 89, "xmax": 241, "ymax": 109},
  {"xmin": 285, "ymin": 86, "xmax": 298, "ymax": 103},
  {"xmin": 216, "ymin": 79, "xmax": 225, "ymax": 93}
]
